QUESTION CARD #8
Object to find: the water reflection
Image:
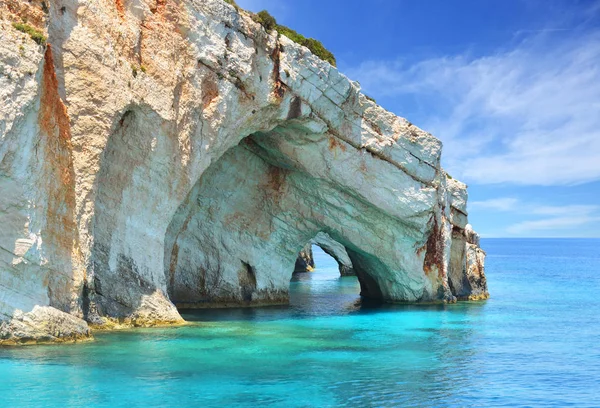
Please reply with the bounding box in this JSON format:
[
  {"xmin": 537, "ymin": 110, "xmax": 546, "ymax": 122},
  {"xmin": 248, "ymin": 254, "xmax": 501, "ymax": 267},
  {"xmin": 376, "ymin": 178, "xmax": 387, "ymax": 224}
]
[{"xmin": 184, "ymin": 247, "xmax": 363, "ymax": 322}]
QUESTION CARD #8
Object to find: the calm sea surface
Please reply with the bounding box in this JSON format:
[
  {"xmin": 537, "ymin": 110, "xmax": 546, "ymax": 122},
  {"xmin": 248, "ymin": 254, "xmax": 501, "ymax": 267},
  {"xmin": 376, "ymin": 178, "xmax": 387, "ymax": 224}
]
[{"xmin": 1, "ymin": 239, "xmax": 599, "ymax": 407}]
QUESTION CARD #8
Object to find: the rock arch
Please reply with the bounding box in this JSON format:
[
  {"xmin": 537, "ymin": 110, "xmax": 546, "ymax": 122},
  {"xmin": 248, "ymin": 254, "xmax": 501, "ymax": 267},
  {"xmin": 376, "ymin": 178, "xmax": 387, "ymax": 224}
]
[
  {"xmin": 163, "ymin": 118, "xmax": 470, "ymax": 309},
  {"xmin": 0, "ymin": 0, "xmax": 488, "ymax": 342},
  {"xmin": 295, "ymin": 232, "xmax": 355, "ymax": 276},
  {"xmin": 164, "ymin": 124, "xmax": 405, "ymax": 308},
  {"xmin": 87, "ymin": 105, "xmax": 185, "ymax": 323}
]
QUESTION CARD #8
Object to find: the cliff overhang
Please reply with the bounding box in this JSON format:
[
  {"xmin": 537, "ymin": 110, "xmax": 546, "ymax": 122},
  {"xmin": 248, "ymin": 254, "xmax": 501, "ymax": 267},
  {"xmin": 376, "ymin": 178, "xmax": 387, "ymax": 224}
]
[{"xmin": 0, "ymin": 0, "xmax": 488, "ymax": 344}]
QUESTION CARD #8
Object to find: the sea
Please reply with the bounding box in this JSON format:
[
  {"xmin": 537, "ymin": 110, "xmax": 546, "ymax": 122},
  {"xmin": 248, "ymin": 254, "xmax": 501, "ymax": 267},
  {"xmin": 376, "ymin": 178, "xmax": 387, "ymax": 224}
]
[{"xmin": 0, "ymin": 238, "xmax": 599, "ymax": 407}]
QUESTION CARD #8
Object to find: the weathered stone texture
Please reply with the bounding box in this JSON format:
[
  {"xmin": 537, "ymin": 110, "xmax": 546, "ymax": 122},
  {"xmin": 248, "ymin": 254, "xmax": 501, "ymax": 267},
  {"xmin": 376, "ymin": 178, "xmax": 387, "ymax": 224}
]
[
  {"xmin": 0, "ymin": 0, "xmax": 487, "ymax": 343},
  {"xmin": 294, "ymin": 243, "xmax": 315, "ymax": 273},
  {"xmin": 0, "ymin": 306, "xmax": 91, "ymax": 345}
]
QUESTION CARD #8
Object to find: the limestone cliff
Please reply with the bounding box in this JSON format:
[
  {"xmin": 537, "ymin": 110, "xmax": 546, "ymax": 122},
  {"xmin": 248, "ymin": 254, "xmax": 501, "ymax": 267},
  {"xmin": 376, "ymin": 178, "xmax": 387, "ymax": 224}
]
[{"xmin": 0, "ymin": 0, "xmax": 488, "ymax": 344}]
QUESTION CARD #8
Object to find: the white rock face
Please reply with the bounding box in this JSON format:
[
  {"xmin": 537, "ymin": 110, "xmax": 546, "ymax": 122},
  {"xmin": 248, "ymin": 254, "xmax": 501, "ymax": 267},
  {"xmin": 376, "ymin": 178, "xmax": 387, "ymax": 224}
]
[
  {"xmin": 0, "ymin": 0, "xmax": 488, "ymax": 342},
  {"xmin": 0, "ymin": 306, "xmax": 91, "ymax": 345}
]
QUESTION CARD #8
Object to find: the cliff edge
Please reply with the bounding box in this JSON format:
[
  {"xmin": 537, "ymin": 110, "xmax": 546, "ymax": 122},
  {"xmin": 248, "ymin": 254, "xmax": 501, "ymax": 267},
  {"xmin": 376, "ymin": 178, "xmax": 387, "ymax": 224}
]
[{"xmin": 0, "ymin": 0, "xmax": 488, "ymax": 344}]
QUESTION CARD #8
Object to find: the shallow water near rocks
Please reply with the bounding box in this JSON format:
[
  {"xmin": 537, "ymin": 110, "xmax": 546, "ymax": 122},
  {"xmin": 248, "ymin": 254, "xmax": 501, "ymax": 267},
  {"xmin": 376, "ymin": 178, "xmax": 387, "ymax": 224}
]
[{"xmin": 1, "ymin": 239, "xmax": 599, "ymax": 407}]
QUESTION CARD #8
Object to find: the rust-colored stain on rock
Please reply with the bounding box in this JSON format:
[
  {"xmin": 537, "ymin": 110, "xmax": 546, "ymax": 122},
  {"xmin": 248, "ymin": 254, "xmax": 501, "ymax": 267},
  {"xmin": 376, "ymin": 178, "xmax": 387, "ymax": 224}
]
[
  {"xmin": 270, "ymin": 43, "xmax": 285, "ymax": 100},
  {"xmin": 39, "ymin": 45, "xmax": 78, "ymax": 257},
  {"xmin": 265, "ymin": 166, "xmax": 288, "ymax": 196},
  {"xmin": 115, "ymin": 0, "xmax": 125, "ymax": 17},
  {"xmin": 150, "ymin": 0, "xmax": 167, "ymax": 14},
  {"xmin": 2, "ymin": 0, "xmax": 47, "ymax": 29},
  {"xmin": 370, "ymin": 122, "xmax": 382, "ymax": 136},
  {"xmin": 421, "ymin": 216, "xmax": 445, "ymax": 278},
  {"xmin": 201, "ymin": 76, "xmax": 219, "ymax": 108},
  {"xmin": 328, "ymin": 136, "xmax": 347, "ymax": 152}
]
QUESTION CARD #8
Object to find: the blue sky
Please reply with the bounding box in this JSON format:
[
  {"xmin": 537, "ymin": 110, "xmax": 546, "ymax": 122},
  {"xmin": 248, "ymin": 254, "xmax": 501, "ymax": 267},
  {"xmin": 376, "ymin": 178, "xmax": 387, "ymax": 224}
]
[{"xmin": 237, "ymin": 0, "xmax": 600, "ymax": 237}]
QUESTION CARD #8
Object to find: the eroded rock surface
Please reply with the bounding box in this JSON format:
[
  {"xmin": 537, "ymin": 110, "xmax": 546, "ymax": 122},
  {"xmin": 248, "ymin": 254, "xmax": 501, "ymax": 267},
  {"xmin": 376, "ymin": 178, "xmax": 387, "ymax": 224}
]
[
  {"xmin": 0, "ymin": 306, "xmax": 91, "ymax": 345},
  {"xmin": 0, "ymin": 0, "xmax": 488, "ymax": 343},
  {"xmin": 294, "ymin": 243, "xmax": 315, "ymax": 273}
]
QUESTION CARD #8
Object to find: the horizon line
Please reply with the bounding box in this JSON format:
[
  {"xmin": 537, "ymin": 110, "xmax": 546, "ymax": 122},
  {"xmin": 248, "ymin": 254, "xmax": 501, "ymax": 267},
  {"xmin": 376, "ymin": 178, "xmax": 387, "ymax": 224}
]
[{"xmin": 480, "ymin": 236, "xmax": 600, "ymax": 239}]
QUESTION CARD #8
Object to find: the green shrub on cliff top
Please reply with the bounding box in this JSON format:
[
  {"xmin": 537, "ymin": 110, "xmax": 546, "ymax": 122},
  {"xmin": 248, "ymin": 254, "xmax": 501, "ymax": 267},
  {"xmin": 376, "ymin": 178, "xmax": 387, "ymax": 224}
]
[
  {"xmin": 12, "ymin": 22, "xmax": 46, "ymax": 45},
  {"xmin": 223, "ymin": 0, "xmax": 240, "ymax": 11},
  {"xmin": 255, "ymin": 10, "xmax": 277, "ymax": 32},
  {"xmin": 254, "ymin": 10, "xmax": 336, "ymax": 66},
  {"xmin": 300, "ymin": 37, "xmax": 336, "ymax": 66}
]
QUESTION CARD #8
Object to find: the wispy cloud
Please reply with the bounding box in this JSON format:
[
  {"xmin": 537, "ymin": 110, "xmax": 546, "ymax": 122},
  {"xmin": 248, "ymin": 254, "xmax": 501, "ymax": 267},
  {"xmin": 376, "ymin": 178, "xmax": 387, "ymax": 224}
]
[
  {"xmin": 468, "ymin": 197, "xmax": 600, "ymax": 236},
  {"xmin": 531, "ymin": 204, "xmax": 599, "ymax": 216},
  {"xmin": 470, "ymin": 198, "xmax": 519, "ymax": 212},
  {"xmin": 506, "ymin": 214, "xmax": 600, "ymax": 234},
  {"xmin": 470, "ymin": 198, "xmax": 600, "ymax": 216},
  {"xmin": 346, "ymin": 31, "xmax": 600, "ymax": 186}
]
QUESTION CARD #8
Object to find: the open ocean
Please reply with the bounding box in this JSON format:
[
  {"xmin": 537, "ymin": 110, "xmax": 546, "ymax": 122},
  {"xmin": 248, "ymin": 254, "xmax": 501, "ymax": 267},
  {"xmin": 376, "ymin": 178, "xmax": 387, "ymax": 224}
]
[{"xmin": 1, "ymin": 238, "xmax": 599, "ymax": 407}]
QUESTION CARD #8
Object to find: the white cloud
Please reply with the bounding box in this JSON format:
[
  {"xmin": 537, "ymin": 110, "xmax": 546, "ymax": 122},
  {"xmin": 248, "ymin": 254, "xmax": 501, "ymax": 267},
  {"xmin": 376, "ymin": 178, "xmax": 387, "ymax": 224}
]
[
  {"xmin": 506, "ymin": 215, "xmax": 600, "ymax": 234},
  {"xmin": 345, "ymin": 31, "xmax": 600, "ymax": 186},
  {"xmin": 470, "ymin": 198, "xmax": 519, "ymax": 212},
  {"xmin": 469, "ymin": 198, "xmax": 599, "ymax": 216},
  {"xmin": 531, "ymin": 204, "xmax": 599, "ymax": 216},
  {"xmin": 468, "ymin": 197, "xmax": 600, "ymax": 235}
]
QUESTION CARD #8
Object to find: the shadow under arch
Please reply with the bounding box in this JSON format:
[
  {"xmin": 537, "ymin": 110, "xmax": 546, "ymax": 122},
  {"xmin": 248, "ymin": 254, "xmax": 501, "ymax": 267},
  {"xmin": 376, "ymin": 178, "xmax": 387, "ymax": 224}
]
[{"xmin": 292, "ymin": 231, "xmax": 386, "ymax": 302}]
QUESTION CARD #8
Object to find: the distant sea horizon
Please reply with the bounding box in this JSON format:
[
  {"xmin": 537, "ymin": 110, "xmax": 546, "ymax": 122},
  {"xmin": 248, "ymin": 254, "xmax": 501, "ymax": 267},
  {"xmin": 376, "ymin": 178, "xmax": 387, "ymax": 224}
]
[{"xmin": 481, "ymin": 236, "xmax": 600, "ymax": 239}]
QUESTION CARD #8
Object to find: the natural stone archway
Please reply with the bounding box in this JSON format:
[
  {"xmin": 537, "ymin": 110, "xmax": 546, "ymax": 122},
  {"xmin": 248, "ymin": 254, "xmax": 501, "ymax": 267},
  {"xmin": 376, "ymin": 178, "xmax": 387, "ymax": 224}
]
[
  {"xmin": 165, "ymin": 126, "xmax": 397, "ymax": 308},
  {"xmin": 313, "ymin": 232, "xmax": 355, "ymax": 276},
  {"xmin": 164, "ymin": 121, "xmax": 478, "ymax": 308},
  {"xmin": 295, "ymin": 232, "xmax": 355, "ymax": 276},
  {"xmin": 0, "ymin": 0, "xmax": 488, "ymax": 343}
]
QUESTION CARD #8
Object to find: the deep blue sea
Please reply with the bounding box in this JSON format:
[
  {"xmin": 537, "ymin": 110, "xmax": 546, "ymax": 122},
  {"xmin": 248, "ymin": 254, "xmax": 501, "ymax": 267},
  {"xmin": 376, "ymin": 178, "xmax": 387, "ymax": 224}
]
[{"xmin": 1, "ymin": 239, "xmax": 599, "ymax": 407}]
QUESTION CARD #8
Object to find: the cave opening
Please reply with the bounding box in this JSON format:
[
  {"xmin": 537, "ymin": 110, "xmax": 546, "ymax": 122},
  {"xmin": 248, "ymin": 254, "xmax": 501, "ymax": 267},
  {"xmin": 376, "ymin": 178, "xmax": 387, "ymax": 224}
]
[
  {"xmin": 293, "ymin": 232, "xmax": 356, "ymax": 277},
  {"xmin": 88, "ymin": 102, "xmax": 427, "ymax": 322},
  {"xmin": 289, "ymin": 244, "xmax": 362, "ymax": 313},
  {"xmin": 163, "ymin": 124, "xmax": 393, "ymax": 312}
]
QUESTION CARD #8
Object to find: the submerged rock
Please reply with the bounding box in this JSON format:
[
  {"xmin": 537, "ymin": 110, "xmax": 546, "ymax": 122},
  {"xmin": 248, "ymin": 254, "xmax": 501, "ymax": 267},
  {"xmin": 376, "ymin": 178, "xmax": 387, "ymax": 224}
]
[{"xmin": 0, "ymin": 0, "xmax": 488, "ymax": 343}]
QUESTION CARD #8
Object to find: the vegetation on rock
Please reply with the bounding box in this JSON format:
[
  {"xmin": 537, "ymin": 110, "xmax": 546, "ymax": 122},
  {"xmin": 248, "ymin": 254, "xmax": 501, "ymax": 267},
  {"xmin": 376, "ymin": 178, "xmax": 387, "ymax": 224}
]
[
  {"xmin": 253, "ymin": 9, "xmax": 336, "ymax": 66},
  {"xmin": 255, "ymin": 10, "xmax": 277, "ymax": 32},
  {"xmin": 12, "ymin": 22, "xmax": 46, "ymax": 45},
  {"xmin": 223, "ymin": 0, "xmax": 240, "ymax": 11}
]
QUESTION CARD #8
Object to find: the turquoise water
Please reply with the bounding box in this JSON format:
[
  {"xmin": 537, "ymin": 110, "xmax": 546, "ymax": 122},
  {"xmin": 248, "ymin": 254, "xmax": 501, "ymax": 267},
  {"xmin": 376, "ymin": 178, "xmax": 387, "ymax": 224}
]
[{"xmin": 1, "ymin": 239, "xmax": 599, "ymax": 407}]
